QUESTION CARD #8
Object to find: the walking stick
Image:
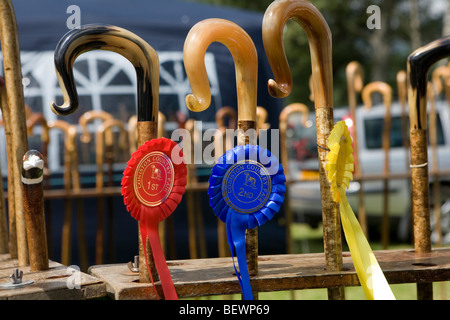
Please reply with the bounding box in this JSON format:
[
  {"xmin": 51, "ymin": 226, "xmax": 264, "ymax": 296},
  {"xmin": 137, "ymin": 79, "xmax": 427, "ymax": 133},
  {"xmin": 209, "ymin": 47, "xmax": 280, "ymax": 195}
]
[
  {"xmin": 183, "ymin": 119, "xmax": 207, "ymax": 259},
  {"xmin": 256, "ymin": 106, "xmax": 270, "ymax": 137},
  {"xmin": 0, "ymin": 79, "xmax": 9, "ymax": 254},
  {"xmin": 0, "ymin": 0, "xmax": 29, "ymax": 265},
  {"xmin": 183, "ymin": 19, "xmax": 260, "ymax": 295},
  {"xmin": 22, "ymin": 150, "xmax": 48, "ymax": 271},
  {"xmin": 214, "ymin": 106, "xmax": 237, "ymax": 257},
  {"xmin": 427, "ymin": 83, "xmax": 442, "ymax": 246},
  {"xmin": 431, "ymin": 65, "xmax": 450, "ymax": 105},
  {"xmin": 361, "ymin": 81, "xmax": 392, "ymax": 249},
  {"xmin": 279, "ymin": 102, "xmax": 309, "ymax": 254},
  {"xmin": 96, "ymin": 118, "xmax": 128, "ymax": 263},
  {"xmin": 50, "ymin": 25, "xmax": 169, "ymax": 291},
  {"xmin": 79, "ymin": 110, "xmax": 114, "ymax": 265},
  {"xmin": 407, "ymin": 35, "xmax": 450, "ymax": 300},
  {"xmin": 47, "ymin": 120, "xmax": 87, "ymax": 268},
  {"xmin": 262, "ymin": 0, "xmax": 343, "ymax": 299},
  {"xmin": 346, "ymin": 61, "xmax": 368, "ymax": 236}
]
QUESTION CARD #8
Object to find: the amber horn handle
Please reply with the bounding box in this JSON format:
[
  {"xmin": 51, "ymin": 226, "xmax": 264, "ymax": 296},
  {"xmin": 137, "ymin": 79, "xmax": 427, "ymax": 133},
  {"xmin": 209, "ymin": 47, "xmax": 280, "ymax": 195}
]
[
  {"xmin": 51, "ymin": 24, "xmax": 159, "ymax": 122},
  {"xmin": 361, "ymin": 81, "xmax": 392, "ymax": 110},
  {"xmin": 262, "ymin": 0, "xmax": 332, "ymax": 105},
  {"xmin": 346, "ymin": 61, "xmax": 364, "ymax": 113},
  {"xmin": 279, "ymin": 103, "xmax": 309, "ymax": 128},
  {"xmin": 183, "ymin": 18, "xmax": 257, "ymax": 123}
]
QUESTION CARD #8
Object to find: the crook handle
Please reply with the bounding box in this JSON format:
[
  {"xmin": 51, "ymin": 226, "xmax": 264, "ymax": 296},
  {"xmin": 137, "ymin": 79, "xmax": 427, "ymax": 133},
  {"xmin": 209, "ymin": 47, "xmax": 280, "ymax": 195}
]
[
  {"xmin": 408, "ymin": 36, "xmax": 450, "ymax": 131},
  {"xmin": 361, "ymin": 81, "xmax": 392, "ymax": 110},
  {"xmin": 51, "ymin": 24, "xmax": 159, "ymax": 122},
  {"xmin": 262, "ymin": 0, "xmax": 332, "ymax": 107},
  {"xmin": 183, "ymin": 18, "xmax": 258, "ymax": 122}
]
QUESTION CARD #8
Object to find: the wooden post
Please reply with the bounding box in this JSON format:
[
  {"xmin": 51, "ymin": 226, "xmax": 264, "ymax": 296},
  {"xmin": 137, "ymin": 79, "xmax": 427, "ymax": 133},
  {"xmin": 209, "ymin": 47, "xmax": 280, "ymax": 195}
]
[
  {"xmin": 22, "ymin": 150, "xmax": 49, "ymax": 271},
  {"xmin": 0, "ymin": 0, "xmax": 29, "ymax": 266},
  {"xmin": 51, "ymin": 24, "xmax": 160, "ymax": 284},
  {"xmin": 406, "ymin": 35, "xmax": 450, "ymax": 300},
  {"xmin": 346, "ymin": 62, "xmax": 368, "ymax": 236},
  {"xmin": 262, "ymin": 0, "xmax": 344, "ymax": 300},
  {"xmin": 361, "ymin": 81, "xmax": 392, "ymax": 249},
  {"xmin": 279, "ymin": 103, "xmax": 309, "ymax": 254}
]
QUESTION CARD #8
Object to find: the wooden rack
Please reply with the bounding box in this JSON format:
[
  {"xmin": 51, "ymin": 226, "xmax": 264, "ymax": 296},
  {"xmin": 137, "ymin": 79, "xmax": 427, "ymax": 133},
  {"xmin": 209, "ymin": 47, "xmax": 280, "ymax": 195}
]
[{"xmin": 89, "ymin": 248, "xmax": 450, "ymax": 299}]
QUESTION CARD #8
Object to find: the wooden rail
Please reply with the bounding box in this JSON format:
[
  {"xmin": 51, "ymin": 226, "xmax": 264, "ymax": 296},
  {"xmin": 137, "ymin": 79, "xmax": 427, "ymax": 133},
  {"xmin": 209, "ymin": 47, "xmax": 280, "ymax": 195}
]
[{"xmin": 88, "ymin": 247, "xmax": 450, "ymax": 300}]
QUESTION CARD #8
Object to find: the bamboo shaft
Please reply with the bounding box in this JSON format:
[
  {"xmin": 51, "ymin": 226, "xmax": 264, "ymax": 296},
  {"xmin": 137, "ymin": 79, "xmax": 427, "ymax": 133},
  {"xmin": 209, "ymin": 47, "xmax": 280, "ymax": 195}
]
[
  {"xmin": 0, "ymin": 0, "xmax": 29, "ymax": 266},
  {"xmin": 406, "ymin": 35, "xmax": 450, "ymax": 300},
  {"xmin": 262, "ymin": 0, "xmax": 344, "ymax": 300}
]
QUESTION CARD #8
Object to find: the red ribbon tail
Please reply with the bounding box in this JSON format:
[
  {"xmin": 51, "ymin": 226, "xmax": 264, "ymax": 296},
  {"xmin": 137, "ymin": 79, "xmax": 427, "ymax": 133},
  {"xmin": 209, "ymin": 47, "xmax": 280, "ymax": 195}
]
[{"xmin": 141, "ymin": 207, "xmax": 178, "ymax": 300}]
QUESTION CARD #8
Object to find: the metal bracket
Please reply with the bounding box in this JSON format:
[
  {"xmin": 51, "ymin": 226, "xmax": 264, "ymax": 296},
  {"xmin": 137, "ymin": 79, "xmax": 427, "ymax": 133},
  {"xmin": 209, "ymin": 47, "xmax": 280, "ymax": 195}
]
[
  {"xmin": 127, "ymin": 255, "xmax": 139, "ymax": 273},
  {"xmin": 0, "ymin": 269, "xmax": 34, "ymax": 289}
]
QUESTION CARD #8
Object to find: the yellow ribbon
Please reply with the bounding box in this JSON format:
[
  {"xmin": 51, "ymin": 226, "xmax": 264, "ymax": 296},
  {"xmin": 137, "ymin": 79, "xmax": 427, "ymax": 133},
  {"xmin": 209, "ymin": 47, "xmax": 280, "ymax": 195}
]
[{"xmin": 325, "ymin": 121, "xmax": 395, "ymax": 300}]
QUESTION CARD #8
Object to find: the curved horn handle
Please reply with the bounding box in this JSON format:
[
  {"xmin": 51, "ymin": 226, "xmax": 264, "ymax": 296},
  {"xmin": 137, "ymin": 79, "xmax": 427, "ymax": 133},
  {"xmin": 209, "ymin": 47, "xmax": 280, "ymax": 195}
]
[
  {"xmin": 262, "ymin": 0, "xmax": 332, "ymax": 106},
  {"xmin": 361, "ymin": 81, "xmax": 392, "ymax": 110},
  {"xmin": 346, "ymin": 61, "xmax": 364, "ymax": 113},
  {"xmin": 215, "ymin": 106, "xmax": 237, "ymax": 130},
  {"xmin": 26, "ymin": 112, "xmax": 50, "ymax": 144},
  {"xmin": 51, "ymin": 24, "xmax": 159, "ymax": 122},
  {"xmin": 279, "ymin": 103, "xmax": 309, "ymax": 129},
  {"xmin": 431, "ymin": 65, "xmax": 449, "ymax": 95},
  {"xmin": 256, "ymin": 106, "xmax": 270, "ymax": 132},
  {"xmin": 78, "ymin": 110, "xmax": 113, "ymax": 143},
  {"xmin": 158, "ymin": 111, "xmax": 166, "ymax": 138},
  {"xmin": 396, "ymin": 70, "xmax": 407, "ymax": 108},
  {"xmin": 184, "ymin": 18, "xmax": 257, "ymax": 122},
  {"xmin": 48, "ymin": 120, "xmax": 77, "ymax": 153}
]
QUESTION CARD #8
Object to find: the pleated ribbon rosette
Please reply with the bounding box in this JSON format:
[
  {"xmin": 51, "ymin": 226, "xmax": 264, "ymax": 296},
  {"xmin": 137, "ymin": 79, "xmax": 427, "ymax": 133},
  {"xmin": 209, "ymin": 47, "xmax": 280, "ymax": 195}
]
[
  {"xmin": 121, "ymin": 137, "xmax": 187, "ymax": 300},
  {"xmin": 208, "ymin": 144, "xmax": 286, "ymax": 299},
  {"xmin": 325, "ymin": 121, "xmax": 395, "ymax": 300}
]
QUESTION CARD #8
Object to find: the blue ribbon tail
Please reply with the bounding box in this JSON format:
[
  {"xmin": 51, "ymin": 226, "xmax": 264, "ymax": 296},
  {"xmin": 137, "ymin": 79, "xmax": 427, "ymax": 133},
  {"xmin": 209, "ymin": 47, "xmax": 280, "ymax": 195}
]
[{"xmin": 227, "ymin": 211, "xmax": 253, "ymax": 300}]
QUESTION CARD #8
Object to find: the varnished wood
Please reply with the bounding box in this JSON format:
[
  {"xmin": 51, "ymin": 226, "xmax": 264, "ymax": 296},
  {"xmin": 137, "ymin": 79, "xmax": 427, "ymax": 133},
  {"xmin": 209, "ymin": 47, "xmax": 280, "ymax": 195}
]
[{"xmin": 89, "ymin": 248, "xmax": 450, "ymax": 300}]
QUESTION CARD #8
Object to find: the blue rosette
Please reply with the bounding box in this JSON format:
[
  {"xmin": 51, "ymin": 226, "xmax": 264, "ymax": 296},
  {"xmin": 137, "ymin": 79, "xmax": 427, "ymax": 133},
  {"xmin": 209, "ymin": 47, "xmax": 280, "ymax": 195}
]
[{"xmin": 208, "ymin": 144, "xmax": 286, "ymax": 299}]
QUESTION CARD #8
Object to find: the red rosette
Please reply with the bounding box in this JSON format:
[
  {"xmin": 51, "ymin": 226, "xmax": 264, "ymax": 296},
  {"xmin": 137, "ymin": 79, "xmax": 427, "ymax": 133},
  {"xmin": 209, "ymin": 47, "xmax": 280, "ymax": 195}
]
[
  {"xmin": 121, "ymin": 137, "xmax": 187, "ymax": 221},
  {"xmin": 121, "ymin": 137, "xmax": 186, "ymax": 300}
]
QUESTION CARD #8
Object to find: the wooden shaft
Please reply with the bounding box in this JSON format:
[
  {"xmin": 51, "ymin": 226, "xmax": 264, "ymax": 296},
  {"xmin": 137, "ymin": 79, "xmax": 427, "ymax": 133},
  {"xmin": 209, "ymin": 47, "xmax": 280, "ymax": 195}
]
[
  {"xmin": 279, "ymin": 102, "xmax": 309, "ymax": 254},
  {"xmin": 362, "ymin": 81, "xmax": 392, "ymax": 248},
  {"xmin": 137, "ymin": 121, "xmax": 159, "ymax": 284},
  {"xmin": 262, "ymin": 0, "xmax": 343, "ymax": 300},
  {"xmin": 0, "ymin": 0, "xmax": 29, "ymax": 266},
  {"xmin": 21, "ymin": 150, "xmax": 48, "ymax": 271},
  {"xmin": 346, "ymin": 61, "xmax": 367, "ymax": 236},
  {"xmin": 406, "ymin": 36, "xmax": 450, "ymax": 300}
]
